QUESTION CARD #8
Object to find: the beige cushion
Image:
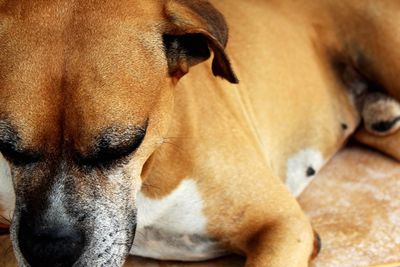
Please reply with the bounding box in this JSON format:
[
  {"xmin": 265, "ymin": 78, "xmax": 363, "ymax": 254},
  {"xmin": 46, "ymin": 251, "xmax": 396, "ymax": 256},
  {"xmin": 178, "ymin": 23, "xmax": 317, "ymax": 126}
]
[{"xmin": 300, "ymin": 146, "xmax": 400, "ymax": 267}]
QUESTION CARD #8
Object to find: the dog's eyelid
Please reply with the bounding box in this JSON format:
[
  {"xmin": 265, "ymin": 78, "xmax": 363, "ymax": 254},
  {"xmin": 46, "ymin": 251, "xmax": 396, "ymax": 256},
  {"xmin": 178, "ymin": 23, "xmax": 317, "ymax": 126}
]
[
  {"xmin": 0, "ymin": 122, "xmax": 42, "ymax": 165},
  {"xmin": 0, "ymin": 141, "xmax": 42, "ymax": 165},
  {"xmin": 75, "ymin": 123, "xmax": 148, "ymax": 168}
]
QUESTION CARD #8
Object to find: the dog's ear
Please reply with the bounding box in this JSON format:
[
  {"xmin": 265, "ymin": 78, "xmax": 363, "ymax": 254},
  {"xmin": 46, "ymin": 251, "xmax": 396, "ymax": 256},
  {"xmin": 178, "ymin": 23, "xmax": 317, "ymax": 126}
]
[{"xmin": 163, "ymin": 0, "xmax": 238, "ymax": 83}]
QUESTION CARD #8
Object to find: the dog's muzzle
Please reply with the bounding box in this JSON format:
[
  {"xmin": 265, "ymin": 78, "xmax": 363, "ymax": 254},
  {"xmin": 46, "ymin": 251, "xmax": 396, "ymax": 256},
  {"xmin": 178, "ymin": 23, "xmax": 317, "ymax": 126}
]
[
  {"xmin": 17, "ymin": 209, "xmax": 84, "ymax": 267},
  {"xmin": 12, "ymin": 208, "xmax": 136, "ymax": 267},
  {"xmin": 11, "ymin": 192, "xmax": 137, "ymax": 267}
]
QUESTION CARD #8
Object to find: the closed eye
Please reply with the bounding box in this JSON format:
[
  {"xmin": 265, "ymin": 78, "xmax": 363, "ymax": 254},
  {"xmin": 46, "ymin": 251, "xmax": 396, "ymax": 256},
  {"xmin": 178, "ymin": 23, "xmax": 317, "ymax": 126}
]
[
  {"xmin": 75, "ymin": 122, "xmax": 148, "ymax": 168},
  {"xmin": 0, "ymin": 120, "xmax": 41, "ymax": 166},
  {"xmin": 0, "ymin": 142, "xmax": 41, "ymax": 166}
]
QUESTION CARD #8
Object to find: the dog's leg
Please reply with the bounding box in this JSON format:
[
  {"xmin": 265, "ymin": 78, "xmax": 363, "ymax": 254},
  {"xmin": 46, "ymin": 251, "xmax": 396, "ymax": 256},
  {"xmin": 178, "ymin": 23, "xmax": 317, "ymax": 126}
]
[
  {"xmin": 227, "ymin": 180, "xmax": 318, "ymax": 267},
  {"xmin": 355, "ymin": 92, "xmax": 400, "ymax": 160},
  {"xmin": 244, "ymin": 203, "xmax": 317, "ymax": 267},
  {"xmin": 360, "ymin": 92, "xmax": 400, "ymax": 136}
]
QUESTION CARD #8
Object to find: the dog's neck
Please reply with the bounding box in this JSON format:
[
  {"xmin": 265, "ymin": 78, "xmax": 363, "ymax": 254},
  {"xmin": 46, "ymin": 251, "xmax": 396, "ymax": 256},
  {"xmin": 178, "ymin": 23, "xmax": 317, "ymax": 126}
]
[{"xmin": 139, "ymin": 61, "xmax": 258, "ymax": 199}]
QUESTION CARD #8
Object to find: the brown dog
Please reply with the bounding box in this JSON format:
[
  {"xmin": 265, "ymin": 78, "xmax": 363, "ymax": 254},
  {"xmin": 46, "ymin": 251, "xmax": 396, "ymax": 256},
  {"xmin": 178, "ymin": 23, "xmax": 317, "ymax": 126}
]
[{"xmin": 0, "ymin": 0, "xmax": 399, "ymax": 266}]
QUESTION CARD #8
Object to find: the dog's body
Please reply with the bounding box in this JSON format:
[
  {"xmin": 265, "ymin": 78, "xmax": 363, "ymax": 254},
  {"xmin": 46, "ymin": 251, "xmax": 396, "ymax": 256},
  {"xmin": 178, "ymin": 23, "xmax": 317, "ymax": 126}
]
[
  {"xmin": 131, "ymin": 1, "xmax": 358, "ymax": 261},
  {"xmin": 1, "ymin": 0, "xmax": 400, "ymax": 266}
]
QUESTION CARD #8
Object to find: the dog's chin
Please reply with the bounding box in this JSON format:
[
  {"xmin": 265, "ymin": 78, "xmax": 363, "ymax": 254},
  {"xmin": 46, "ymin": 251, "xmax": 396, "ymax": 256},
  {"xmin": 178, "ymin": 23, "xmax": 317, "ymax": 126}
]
[{"xmin": 10, "ymin": 210, "xmax": 136, "ymax": 267}]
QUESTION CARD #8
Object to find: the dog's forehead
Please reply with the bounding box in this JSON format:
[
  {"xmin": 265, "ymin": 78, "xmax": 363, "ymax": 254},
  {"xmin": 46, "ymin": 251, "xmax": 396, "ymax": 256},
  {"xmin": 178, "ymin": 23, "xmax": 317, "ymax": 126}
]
[{"xmin": 0, "ymin": 0, "xmax": 168, "ymax": 145}]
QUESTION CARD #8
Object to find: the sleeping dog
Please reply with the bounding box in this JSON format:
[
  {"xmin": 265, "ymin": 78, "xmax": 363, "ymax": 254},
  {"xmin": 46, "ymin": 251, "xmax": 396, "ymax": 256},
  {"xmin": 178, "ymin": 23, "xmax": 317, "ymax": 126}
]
[{"xmin": 1, "ymin": 0, "xmax": 400, "ymax": 266}]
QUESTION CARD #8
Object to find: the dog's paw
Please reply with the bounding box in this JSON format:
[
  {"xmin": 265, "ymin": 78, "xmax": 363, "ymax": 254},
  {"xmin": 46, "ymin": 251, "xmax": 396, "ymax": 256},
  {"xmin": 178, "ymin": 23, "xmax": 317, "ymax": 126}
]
[{"xmin": 361, "ymin": 92, "xmax": 400, "ymax": 136}]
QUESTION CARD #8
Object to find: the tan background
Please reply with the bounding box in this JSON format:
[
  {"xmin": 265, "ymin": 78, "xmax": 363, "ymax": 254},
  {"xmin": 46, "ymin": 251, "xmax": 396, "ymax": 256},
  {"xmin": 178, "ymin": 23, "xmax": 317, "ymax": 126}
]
[{"xmin": 1, "ymin": 146, "xmax": 400, "ymax": 267}]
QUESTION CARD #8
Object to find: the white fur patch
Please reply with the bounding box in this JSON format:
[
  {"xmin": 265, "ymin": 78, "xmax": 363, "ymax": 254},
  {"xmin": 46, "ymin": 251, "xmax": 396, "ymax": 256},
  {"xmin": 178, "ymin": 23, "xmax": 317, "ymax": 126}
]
[
  {"xmin": 0, "ymin": 153, "xmax": 15, "ymax": 221},
  {"xmin": 131, "ymin": 179, "xmax": 227, "ymax": 261},
  {"xmin": 286, "ymin": 149, "xmax": 324, "ymax": 197}
]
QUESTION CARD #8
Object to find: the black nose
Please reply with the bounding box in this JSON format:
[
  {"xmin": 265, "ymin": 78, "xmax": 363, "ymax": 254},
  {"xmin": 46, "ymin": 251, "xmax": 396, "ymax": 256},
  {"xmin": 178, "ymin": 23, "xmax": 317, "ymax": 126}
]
[{"xmin": 18, "ymin": 212, "xmax": 84, "ymax": 267}]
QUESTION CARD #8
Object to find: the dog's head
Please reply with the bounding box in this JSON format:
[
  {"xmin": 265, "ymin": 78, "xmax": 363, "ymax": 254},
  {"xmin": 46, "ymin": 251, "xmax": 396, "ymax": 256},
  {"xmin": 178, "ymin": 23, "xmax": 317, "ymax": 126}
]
[{"xmin": 0, "ymin": 0, "xmax": 236, "ymax": 266}]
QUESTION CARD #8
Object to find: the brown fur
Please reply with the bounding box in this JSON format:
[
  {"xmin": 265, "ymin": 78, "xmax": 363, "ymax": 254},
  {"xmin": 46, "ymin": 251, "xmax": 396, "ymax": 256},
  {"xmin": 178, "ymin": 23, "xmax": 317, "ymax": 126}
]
[{"xmin": 1, "ymin": 0, "xmax": 400, "ymax": 266}]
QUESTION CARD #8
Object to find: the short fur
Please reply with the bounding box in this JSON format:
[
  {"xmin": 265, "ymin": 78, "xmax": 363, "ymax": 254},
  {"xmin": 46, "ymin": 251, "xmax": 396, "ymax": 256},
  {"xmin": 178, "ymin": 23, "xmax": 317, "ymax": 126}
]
[{"xmin": 1, "ymin": 0, "xmax": 400, "ymax": 267}]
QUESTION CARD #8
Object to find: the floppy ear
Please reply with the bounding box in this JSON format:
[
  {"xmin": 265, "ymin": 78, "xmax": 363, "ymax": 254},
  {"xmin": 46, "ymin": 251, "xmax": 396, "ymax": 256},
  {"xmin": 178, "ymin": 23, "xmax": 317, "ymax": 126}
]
[{"xmin": 163, "ymin": 0, "xmax": 239, "ymax": 83}]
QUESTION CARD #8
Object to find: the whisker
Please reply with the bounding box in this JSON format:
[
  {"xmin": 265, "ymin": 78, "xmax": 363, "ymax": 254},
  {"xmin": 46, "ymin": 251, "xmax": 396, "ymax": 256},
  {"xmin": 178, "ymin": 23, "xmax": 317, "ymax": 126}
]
[
  {"xmin": 0, "ymin": 238, "xmax": 14, "ymax": 265},
  {"xmin": 134, "ymin": 229, "xmax": 147, "ymax": 238},
  {"xmin": 162, "ymin": 136, "xmax": 191, "ymax": 140},
  {"xmin": 160, "ymin": 140, "xmax": 186, "ymax": 153},
  {"xmin": 141, "ymin": 182, "xmax": 161, "ymax": 190},
  {"xmin": 0, "ymin": 214, "xmax": 11, "ymax": 224},
  {"xmin": 5, "ymin": 243, "xmax": 14, "ymax": 256}
]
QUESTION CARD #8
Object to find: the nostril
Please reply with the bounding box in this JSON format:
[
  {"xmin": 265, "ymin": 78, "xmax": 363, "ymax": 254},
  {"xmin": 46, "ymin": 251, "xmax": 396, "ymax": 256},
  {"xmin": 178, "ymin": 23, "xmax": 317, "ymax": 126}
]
[
  {"xmin": 18, "ymin": 220, "xmax": 84, "ymax": 267},
  {"xmin": 34, "ymin": 225, "xmax": 78, "ymax": 242}
]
